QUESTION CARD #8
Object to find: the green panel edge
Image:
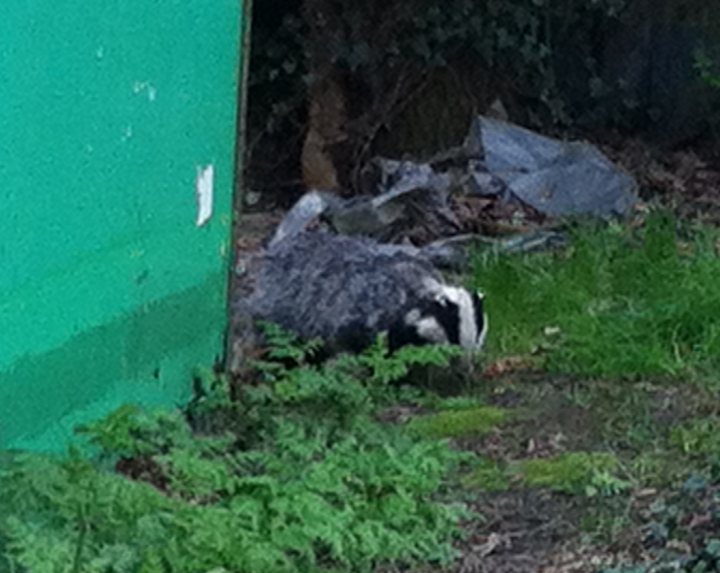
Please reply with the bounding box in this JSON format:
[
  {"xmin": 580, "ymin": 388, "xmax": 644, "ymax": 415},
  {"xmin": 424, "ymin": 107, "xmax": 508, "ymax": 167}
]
[
  {"xmin": 0, "ymin": 0, "xmax": 247, "ymax": 454},
  {"xmin": 1, "ymin": 272, "xmax": 226, "ymax": 452}
]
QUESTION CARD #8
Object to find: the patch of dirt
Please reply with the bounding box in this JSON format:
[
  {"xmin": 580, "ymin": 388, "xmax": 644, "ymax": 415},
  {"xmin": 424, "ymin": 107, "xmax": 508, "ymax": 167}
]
[
  {"xmin": 418, "ymin": 374, "xmax": 720, "ymax": 573},
  {"xmin": 413, "ymin": 489, "xmax": 637, "ymax": 573},
  {"xmin": 458, "ymin": 490, "xmax": 585, "ymax": 572},
  {"xmin": 227, "ymin": 210, "xmax": 286, "ymax": 375},
  {"xmin": 233, "ymin": 210, "xmax": 284, "ymax": 258},
  {"xmin": 116, "ymin": 455, "xmax": 169, "ymax": 492}
]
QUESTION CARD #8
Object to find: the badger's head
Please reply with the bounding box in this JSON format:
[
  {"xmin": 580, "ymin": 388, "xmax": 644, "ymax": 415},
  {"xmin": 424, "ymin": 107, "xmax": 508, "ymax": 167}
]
[{"xmin": 388, "ymin": 282, "xmax": 488, "ymax": 353}]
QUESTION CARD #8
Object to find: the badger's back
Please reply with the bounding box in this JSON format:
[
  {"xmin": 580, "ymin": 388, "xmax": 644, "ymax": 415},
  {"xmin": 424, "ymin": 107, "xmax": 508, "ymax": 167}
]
[{"xmin": 247, "ymin": 231, "xmax": 444, "ymax": 352}]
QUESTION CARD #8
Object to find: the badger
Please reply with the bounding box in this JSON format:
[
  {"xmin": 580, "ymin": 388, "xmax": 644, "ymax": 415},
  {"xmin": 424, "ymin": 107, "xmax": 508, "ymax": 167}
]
[{"xmin": 238, "ymin": 230, "xmax": 487, "ymax": 360}]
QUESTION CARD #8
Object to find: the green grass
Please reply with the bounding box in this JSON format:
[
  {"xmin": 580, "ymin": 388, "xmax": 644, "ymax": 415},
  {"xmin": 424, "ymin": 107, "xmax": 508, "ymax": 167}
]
[{"xmin": 471, "ymin": 212, "xmax": 720, "ymax": 377}]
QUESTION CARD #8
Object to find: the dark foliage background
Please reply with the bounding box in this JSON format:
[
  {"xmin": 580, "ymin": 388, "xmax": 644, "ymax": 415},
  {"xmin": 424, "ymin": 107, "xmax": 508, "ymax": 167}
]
[{"xmin": 244, "ymin": 0, "xmax": 720, "ymax": 201}]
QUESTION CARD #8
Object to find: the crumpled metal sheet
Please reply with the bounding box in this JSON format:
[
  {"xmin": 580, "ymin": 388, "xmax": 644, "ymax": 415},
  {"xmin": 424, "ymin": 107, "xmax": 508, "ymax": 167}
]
[
  {"xmin": 267, "ymin": 190, "xmax": 338, "ymax": 248},
  {"xmin": 471, "ymin": 116, "xmax": 639, "ymax": 217}
]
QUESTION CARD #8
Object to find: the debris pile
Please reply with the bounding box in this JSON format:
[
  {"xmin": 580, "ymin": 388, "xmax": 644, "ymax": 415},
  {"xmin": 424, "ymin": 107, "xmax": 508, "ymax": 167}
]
[{"xmin": 265, "ymin": 116, "xmax": 638, "ymax": 269}]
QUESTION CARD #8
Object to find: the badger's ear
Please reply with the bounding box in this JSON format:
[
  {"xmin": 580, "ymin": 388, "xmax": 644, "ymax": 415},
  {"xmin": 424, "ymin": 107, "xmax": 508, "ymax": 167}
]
[{"xmin": 475, "ymin": 290, "xmax": 485, "ymax": 300}]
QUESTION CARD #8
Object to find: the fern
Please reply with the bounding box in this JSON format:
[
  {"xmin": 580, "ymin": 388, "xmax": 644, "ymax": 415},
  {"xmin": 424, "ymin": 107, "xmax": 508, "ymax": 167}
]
[
  {"xmin": 343, "ymin": 332, "xmax": 463, "ymax": 386},
  {"xmin": 76, "ymin": 405, "xmax": 193, "ymax": 459},
  {"xmin": 256, "ymin": 320, "xmax": 323, "ymax": 366},
  {"xmin": 0, "ymin": 328, "xmax": 466, "ymax": 573}
]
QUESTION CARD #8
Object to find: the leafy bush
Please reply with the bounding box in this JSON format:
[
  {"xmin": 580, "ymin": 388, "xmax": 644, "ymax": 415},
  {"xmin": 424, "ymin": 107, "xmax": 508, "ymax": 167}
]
[
  {"xmin": 248, "ymin": 0, "xmax": 675, "ymax": 193},
  {"xmin": 695, "ymin": 50, "xmax": 720, "ymax": 90},
  {"xmin": 251, "ymin": 0, "xmax": 638, "ymax": 129},
  {"xmin": 0, "ymin": 333, "xmax": 469, "ymax": 573}
]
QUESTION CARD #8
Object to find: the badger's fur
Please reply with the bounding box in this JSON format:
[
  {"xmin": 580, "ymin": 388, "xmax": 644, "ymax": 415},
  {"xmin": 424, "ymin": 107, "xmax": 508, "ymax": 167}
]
[{"xmin": 241, "ymin": 230, "xmax": 487, "ymax": 357}]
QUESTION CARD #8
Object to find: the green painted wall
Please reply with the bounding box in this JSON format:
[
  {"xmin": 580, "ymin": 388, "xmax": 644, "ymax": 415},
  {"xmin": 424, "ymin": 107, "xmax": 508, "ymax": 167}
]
[{"xmin": 0, "ymin": 1, "xmax": 244, "ymax": 451}]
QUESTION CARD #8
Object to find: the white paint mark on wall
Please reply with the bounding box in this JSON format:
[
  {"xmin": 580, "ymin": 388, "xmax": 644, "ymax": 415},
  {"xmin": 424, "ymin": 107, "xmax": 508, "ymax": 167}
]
[
  {"xmin": 195, "ymin": 164, "xmax": 214, "ymax": 227},
  {"xmin": 121, "ymin": 125, "xmax": 133, "ymax": 142},
  {"xmin": 132, "ymin": 81, "xmax": 157, "ymax": 102}
]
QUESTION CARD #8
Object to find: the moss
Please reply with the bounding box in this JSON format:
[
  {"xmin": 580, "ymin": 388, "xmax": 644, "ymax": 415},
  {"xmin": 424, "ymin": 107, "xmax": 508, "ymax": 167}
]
[
  {"xmin": 516, "ymin": 452, "xmax": 620, "ymax": 495},
  {"xmin": 461, "ymin": 458, "xmax": 509, "ymax": 492},
  {"xmin": 409, "ymin": 406, "xmax": 507, "ymax": 439}
]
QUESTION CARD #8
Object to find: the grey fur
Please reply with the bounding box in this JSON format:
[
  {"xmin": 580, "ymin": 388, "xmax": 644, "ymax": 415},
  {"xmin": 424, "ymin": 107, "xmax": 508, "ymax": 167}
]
[{"xmin": 238, "ymin": 230, "xmax": 486, "ymax": 355}]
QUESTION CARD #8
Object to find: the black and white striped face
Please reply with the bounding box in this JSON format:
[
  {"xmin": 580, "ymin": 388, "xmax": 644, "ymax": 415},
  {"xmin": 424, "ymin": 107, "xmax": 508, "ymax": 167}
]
[
  {"xmin": 401, "ymin": 285, "xmax": 488, "ymax": 351},
  {"xmin": 432, "ymin": 286, "xmax": 487, "ymax": 350}
]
